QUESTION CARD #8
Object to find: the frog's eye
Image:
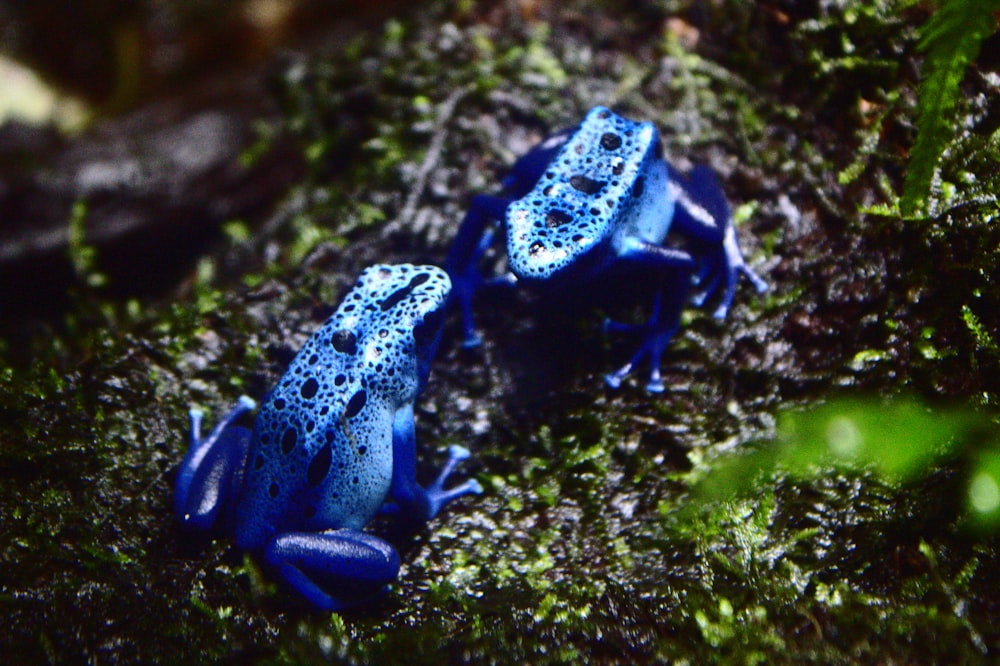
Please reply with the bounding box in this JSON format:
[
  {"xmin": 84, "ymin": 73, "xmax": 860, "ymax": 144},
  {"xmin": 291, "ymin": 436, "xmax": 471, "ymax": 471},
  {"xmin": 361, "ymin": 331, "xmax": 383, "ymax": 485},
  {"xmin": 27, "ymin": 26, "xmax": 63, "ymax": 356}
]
[{"xmin": 632, "ymin": 175, "xmax": 645, "ymax": 198}]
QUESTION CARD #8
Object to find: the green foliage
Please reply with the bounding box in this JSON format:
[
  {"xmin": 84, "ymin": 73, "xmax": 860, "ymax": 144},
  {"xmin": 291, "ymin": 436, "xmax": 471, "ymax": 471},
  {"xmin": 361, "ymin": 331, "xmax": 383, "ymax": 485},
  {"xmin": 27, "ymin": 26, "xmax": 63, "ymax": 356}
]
[
  {"xmin": 901, "ymin": 0, "xmax": 1000, "ymax": 215},
  {"xmin": 968, "ymin": 449, "xmax": 1000, "ymax": 531},
  {"xmin": 688, "ymin": 398, "xmax": 1000, "ymax": 532},
  {"xmin": 67, "ymin": 200, "xmax": 107, "ymax": 288}
]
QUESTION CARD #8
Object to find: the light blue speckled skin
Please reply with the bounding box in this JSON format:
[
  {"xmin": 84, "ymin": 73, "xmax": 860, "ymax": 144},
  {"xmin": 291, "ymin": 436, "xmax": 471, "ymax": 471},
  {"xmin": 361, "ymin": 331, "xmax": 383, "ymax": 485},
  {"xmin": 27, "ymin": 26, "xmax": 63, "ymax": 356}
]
[
  {"xmin": 446, "ymin": 106, "xmax": 768, "ymax": 392},
  {"xmin": 174, "ymin": 264, "xmax": 481, "ymax": 611}
]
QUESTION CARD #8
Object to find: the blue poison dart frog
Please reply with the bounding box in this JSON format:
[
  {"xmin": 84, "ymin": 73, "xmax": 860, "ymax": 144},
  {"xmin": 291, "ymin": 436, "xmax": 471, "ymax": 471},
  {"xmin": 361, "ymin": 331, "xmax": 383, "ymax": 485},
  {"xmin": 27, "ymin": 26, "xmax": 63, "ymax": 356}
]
[
  {"xmin": 445, "ymin": 106, "xmax": 768, "ymax": 393},
  {"xmin": 174, "ymin": 264, "xmax": 482, "ymax": 611}
]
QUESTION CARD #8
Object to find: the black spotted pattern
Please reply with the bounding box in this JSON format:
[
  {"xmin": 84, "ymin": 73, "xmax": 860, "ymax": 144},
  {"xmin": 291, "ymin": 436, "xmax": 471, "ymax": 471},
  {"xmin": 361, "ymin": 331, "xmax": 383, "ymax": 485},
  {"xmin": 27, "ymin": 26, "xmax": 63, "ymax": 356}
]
[
  {"xmin": 380, "ymin": 272, "xmax": 431, "ymax": 311},
  {"xmin": 331, "ymin": 329, "xmax": 357, "ymax": 354},
  {"xmin": 234, "ymin": 263, "xmax": 452, "ymax": 551},
  {"xmin": 300, "ymin": 377, "xmax": 319, "ymax": 399},
  {"xmin": 600, "ymin": 132, "xmax": 622, "ymax": 150},
  {"xmin": 545, "ymin": 209, "xmax": 573, "ymax": 228},
  {"xmin": 569, "ymin": 175, "xmax": 605, "ymax": 195},
  {"xmin": 281, "ymin": 427, "xmax": 297, "ymax": 454},
  {"xmin": 505, "ymin": 106, "xmax": 663, "ymax": 280},
  {"xmin": 344, "ymin": 390, "xmax": 367, "ymax": 418},
  {"xmin": 307, "ymin": 438, "xmax": 333, "ymax": 486}
]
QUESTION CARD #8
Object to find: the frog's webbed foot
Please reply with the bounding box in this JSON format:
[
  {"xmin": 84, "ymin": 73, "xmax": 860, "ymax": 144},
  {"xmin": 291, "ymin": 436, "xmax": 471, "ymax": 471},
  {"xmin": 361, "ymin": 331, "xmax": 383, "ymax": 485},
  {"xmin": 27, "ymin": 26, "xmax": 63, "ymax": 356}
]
[
  {"xmin": 378, "ymin": 445, "xmax": 482, "ymax": 519},
  {"xmin": 264, "ymin": 529, "xmax": 401, "ymax": 611},
  {"xmin": 175, "ymin": 396, "xmax": 256, "ymax": 534},
  {"xmin": 426, "ymin": 445, "xmax": 483, "ymax": 518},
  {"xmin": 603, "ymin": 289, "xmax": 683, "ymax": 394}
]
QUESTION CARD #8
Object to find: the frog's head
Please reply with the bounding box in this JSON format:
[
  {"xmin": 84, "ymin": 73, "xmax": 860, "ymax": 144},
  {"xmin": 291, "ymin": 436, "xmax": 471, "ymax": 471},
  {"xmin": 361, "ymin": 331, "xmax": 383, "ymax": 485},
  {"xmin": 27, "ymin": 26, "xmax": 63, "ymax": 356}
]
[
  {"xmin": 351, "ymin": 263, "xmax": 451, "ymax": 390},
  {"xmin": 506, "ymin": 106, "xmax": 661, "ymax": 283}
]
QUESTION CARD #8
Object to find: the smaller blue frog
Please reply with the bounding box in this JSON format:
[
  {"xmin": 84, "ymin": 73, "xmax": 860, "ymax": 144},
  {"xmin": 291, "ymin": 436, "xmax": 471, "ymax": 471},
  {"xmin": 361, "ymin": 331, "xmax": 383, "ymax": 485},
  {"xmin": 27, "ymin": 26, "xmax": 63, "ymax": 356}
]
[
  {"xmin": 446, "ymin": 106, "xmax": 767, "ymax": 392},
  {"xmin": 174, "ymin": 264, "xmax": 482, "ymax": 611}
]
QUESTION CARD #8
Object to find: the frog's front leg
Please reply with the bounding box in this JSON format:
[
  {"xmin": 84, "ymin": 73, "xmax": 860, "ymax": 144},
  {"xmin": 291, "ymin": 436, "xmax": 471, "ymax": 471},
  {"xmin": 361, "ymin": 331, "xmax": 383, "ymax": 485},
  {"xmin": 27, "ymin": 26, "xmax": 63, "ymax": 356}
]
[
  {"xmin": 445, "ymin": 129, "xmax": 574, "ymax": 347},
  {"xmin": 605, "ymin": 239, "xmax": 696, "ymax": 392},
  {"xmin": 670, "ymin": 165, "xmax": 768, "ymax": 317},
  {"xmin": 174, "ymin": 396, "xmax": 256, "ymax": 534},
  {"xmin": 386, "ymin": 404, "xmax": 482, "ymax": 526},
  {"xmin": 445, "ymin": 194, "xmax": 513, "ymax": 347},
  {"xmin": 261, "ymin": 529, "xmax": 401, "ymax": 611}
]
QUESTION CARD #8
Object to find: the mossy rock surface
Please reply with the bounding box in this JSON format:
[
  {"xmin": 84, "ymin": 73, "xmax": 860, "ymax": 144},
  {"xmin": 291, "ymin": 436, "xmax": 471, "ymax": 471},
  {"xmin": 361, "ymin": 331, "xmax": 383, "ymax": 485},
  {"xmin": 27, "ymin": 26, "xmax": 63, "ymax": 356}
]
[{"xmin": 3, "ymin": 1, "xmax": 1000, "ymax": 663}]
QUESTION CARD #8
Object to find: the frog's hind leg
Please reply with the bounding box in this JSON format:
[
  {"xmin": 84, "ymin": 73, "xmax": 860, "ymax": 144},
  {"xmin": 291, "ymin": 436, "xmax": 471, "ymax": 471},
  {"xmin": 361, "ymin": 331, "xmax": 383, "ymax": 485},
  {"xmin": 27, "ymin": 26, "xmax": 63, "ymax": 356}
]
[
  {"xmin": 444, "ymin": 194, "xmax": 512, "ymax": 347},
  {"xmin": 174, "ymin": 396, "xmax": 256, "ymax": 534},
  {"xmin": 264, "ymin": 529, "xmax": 401, "ymax": 611},
  {"xmin": 670, "ymin": 165, "xmax": 767, "ymax": 317}
]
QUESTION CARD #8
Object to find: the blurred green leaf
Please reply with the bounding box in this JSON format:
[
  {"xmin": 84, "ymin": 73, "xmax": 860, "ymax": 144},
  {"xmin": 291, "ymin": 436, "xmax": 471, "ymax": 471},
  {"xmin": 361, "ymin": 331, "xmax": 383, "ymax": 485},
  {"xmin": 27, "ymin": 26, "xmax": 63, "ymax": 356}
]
[
  {"xmin": 901, "ymin": 0, "xmax": 1000, "ymax": 215},
  {"xmin": 967, "ymin": 448, "xmax": 1000, "ymax": 531},
  {"xmin": 689, "ymin": 397, "xmax": 982, "ymax": 508}
]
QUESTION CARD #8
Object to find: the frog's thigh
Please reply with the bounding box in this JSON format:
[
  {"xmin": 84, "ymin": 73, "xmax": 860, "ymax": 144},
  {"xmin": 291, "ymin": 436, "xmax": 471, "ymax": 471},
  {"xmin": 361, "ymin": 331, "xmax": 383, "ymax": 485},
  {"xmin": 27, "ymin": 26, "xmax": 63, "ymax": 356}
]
[
  {"xmin": 619, "ymin": 237, "xmax": 696, "ymax": 271},
  {"xmin": 175, "ymin": 425, "xmax": 251, "ymax": 533},
  {"xmin": 264, "ymin": 529, "xmax": 401, "ymax": 611}
]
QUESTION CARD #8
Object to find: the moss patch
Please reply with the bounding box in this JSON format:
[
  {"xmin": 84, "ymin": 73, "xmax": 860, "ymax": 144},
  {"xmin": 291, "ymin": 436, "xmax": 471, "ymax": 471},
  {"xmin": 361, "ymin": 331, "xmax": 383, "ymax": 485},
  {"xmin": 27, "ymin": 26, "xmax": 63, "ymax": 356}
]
[{"xmin": 3, "ymin": 0, "xmax": 1000, "ymax": 662}]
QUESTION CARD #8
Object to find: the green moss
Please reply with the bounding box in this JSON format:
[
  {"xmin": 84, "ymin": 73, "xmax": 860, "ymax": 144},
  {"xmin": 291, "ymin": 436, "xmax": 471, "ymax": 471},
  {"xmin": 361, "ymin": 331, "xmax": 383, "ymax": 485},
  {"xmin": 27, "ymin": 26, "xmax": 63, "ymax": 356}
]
[{"xmin": 4, "ymin": 0, "xmax": 1000, "ymax": 662}]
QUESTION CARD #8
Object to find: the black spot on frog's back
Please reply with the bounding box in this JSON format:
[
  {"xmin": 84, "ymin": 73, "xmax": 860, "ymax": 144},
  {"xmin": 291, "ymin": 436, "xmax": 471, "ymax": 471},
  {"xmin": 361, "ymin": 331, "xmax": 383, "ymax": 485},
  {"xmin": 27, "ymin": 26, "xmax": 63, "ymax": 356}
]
[
  {"xmin": 300, "ymin": 377, "xmax": 319, "ymax": 399},
  {"xmin": 307, "ymin": 438, "xmax": 333, "ymax": 486},
  {"xmin": 344, "ymin": 390, "xmax": 367, "ymax": 418},
  {"xmin": 545, "ymin": 209, "xmax": 573, "ymax": 229},
  {"xmin": 331, "ymin": 329, "xmax": 358, "ymax": 355},
  {"xmin": 569, "ymin": 175, "xmax": 605, "ymax": 195},
  {"xmin": 600, "ymin": 132, "xmax": 622, "ymax": 151},
  {"xmin": 281, "ymin": 427, "xmax": 298, "ymax": 454},
  {"xmin": 380, "ymin": 273, "xmax": 430, "ymax": 311}
]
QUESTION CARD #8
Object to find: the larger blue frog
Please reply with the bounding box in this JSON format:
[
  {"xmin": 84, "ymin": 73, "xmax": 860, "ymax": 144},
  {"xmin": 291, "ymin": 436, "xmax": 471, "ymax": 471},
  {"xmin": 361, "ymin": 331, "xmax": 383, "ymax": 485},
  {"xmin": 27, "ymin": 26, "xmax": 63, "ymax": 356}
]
[
  {"xmin": 174, "ymin": 263, "xmax": 482, "ymax": 611},
  {"xmin": 446, "ymin": 106, "xmax": 768, "ymax": 392}
]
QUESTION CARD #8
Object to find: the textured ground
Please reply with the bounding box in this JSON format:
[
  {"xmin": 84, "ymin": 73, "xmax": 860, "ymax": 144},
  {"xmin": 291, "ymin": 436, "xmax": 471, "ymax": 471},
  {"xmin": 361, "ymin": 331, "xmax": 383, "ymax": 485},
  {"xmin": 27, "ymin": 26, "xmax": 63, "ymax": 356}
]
[{"xmin": 2, "ymin": 1, "xmax": 999, "ymax": 663}]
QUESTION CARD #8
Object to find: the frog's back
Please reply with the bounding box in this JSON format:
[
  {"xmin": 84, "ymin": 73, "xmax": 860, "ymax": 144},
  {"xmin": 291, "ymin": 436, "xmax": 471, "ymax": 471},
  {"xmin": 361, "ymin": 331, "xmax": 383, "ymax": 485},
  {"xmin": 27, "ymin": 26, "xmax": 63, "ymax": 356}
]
[
  {"xmin": 506, "ymin": 106, "xmax": 662, "ymax": 281},
  {"xmin": 234, "ymin": 264, "xmax": 451, "ymax": 551}
]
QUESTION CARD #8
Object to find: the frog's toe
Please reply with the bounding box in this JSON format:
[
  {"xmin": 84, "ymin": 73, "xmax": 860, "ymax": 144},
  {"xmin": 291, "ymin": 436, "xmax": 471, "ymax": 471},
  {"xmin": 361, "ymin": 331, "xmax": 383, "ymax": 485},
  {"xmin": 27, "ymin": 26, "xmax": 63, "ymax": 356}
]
[
  {"xmin": 604, "ymin": 363, "xmax": 632, "ymax": 390},
  {"xmin": 743, "ymin": 264, "xmax": 769, "ymax": 293},
  {"xmin": 645, "ymin": 378, "xmax": 666, "ymax": 393},
  {"xmin": 462, "ymin": 332, "xmax": 483, "ymax": 349},
  {"xmin": 447, "ymin": 445, "xmax": 471, "ymax": 462}
]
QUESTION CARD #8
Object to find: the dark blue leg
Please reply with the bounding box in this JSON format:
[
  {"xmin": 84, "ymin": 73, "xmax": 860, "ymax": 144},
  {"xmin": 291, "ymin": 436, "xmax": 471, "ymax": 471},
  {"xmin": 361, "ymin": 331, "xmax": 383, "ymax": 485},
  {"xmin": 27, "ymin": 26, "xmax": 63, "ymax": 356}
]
[
  {"xmin": 444, "ymin": 194, "xmax": 512, "ymax": 347},
  {"xmin": 669, "ymin": 165, "xmax": 768, "ymax": 317},
  {"xmin": 604, "ymin": 240, "xmax": 695, "ymax": 392},
  {"xmin": 445, "ymin": 125, "xmax": 577, "ymax": 347},
  {"xmin": 174, "ymin": 396, "xmax": 256, "ymax": 534},
  {"xmin": 263, "ymin": 529, "xmax": 401, "ymax": 611},
  {"xmin": 386, "ymin": 404, "xmax": 482, "ymax": 526}
]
